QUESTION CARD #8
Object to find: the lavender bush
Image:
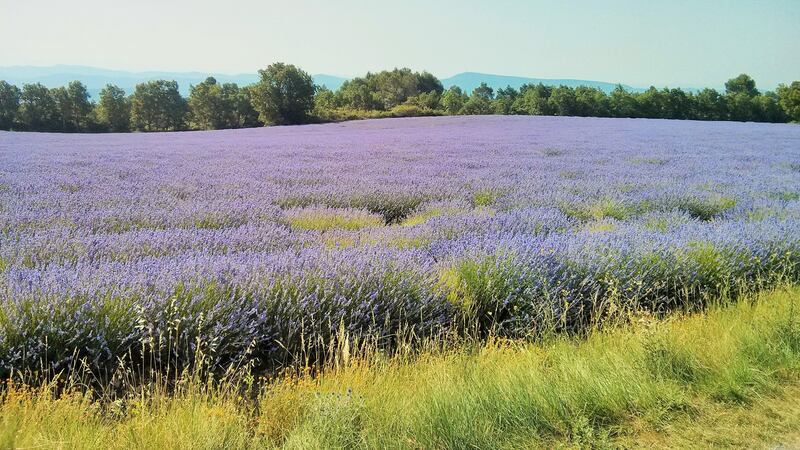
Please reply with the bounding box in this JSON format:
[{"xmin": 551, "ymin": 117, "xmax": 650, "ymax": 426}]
[{"xmin": 1, "ymin": 116, "xmax": 799, "ymax": 377}]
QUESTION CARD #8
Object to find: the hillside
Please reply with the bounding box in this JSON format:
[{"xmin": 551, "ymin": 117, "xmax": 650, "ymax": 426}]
[
  {"xmin": 0, "ymin": 65, "xmax": 345, "ymax": 97},
  {"xmin": 440, "ymin": 71, "xmax": 642, "ymax": 93},
  {"xmin": 0, "ymin": 65, "xmax": 649, "ymax": 97}
]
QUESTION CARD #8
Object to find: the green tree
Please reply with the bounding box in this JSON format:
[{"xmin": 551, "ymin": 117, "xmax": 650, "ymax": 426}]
[
  {"xmin": 725, "ymin": 74, "xmax": 759, "ymax": 97},
  {"xmin": 335, "ymin": 69, "xmax": 443, "ymax": 112},
  {"xmin": 52, "ymin": 81, "xmax": 92, "ymax": 131},
  {"xmin": 18, "ymin": 83, "xmax": 58, "ymax": 131},
  {"xmin": 313, "ymin": 85, "xmax": 338, "ymax": 119},
  {"xmin": 493, "ymin": 86, "xmax": 518, "ymax": 115},
  {"xmin": 188, "ymin": 77, "xmax": 233, "ymax": 130},
  {"xmin": 97, "ymin": 84, "xmax": 131, "ymax": 132},
  {"xmin": 777, "ymin": 81, "xmax": 800, "ymax": 122},
  {"xmin": 609, "ymin": 85, "xmax": 638, "ymax": 118},
  {"xmin": 752, "ymin": 92, "xmax": 786, "ymax": 123},
  {"xmin": 513, "ymin": 84, "xmax": 553, "ymax": 115},
  {"xmin": 460, "ymin": 96, "xmax": 492, "ymax": 115},
  {"xmin": 232, "ymin": 85, "xmax": 262, "ymax": 128},
  {"xmin": 661, "ymin": 88, "xmax": 692, "ymax": 120},
  {"xmin": 548, "ymin": 86, "xmax": 578, "ymax": 116},
  {"xmin": 573, "ymin": 86, "xmax": 609, "ymax": 117},
  {"xmin": 694, "ymin": 88, "xmax": 728, "ymax": 121},
  {"xmin": 67, "ymin": 81, "xmax": 92, "ymax": 131},
  {"xmin": 51, "ymin": 86, "xmax": 70, "ymax": 131},
  {"xmin": 636, "ymin": 87, "xmax": 667, "ymax": 119},
  {"xmin": 130, "ymin": 80, "xmax": 187, "ymax": 131},
  {"xmin": 404, "ymin": 91, "xmax": 441, "ymax": 112},
  {"xmin": 724, "ymin": 74, "xmax": 761, "ymax": 122},
  {"xmin": 372, "ymin": 69, "xmax": 418, "ymax": 109},
  {"xmin": 415, "ymin": 71, "xmax": 444, "ymax": 95},
  {"xmin": 458, "ymin": 84, "xmax": 494, "ymax": 115},
  {"xmin": 0, "ymin": 81, "xmax": 21, "ymax": 130},
  {"xmin": 441, "ymin": 86, "xmax": 468, "ymax": 115},
  {"xmin": 472, "ymin": 82, "xmax": 494, "ymax": 100},
  {"xmin": 727, "ymin": 92, "xmax": 757, "ymax": 122},
  {"xmin": 251, "ymin": 63, "xmax": 315, "ymax": 125},
  {"xmin": 337, "ymin": 78, "xmax": 379, "ymax": 110},
  {"xmin": 215, "ymin": 82, "xmax": 246, "ymax": 128}
]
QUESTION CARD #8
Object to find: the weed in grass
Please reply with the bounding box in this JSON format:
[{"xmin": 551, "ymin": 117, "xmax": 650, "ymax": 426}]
[
  {"xmin": 772, "ymin": 191, "xmax": 800, "ymax": 202},
  {"xmin": 630, "ymin": 156, "xmax": 670, "ymax": 166},
  {"xmin": 541, "ymin": 148, "xmax": 566, "ymax": 157},
  {"xmin": 675, "ymin": 195, "xmax": 737, "ymax": 221},
  {"xmin": 471, "ymin": 188, "xmax": 501, "ymax": 207},
  {"xmin": 561, "ymin": 198, "xmax": 630, "ymax": 221},
  {"xmin": 286, "ymin": 207, "xmax": 384, "ymax": 231},
  {"xmin": 585, "ymin": 219, "xmax": 619, "ymax": 233}
]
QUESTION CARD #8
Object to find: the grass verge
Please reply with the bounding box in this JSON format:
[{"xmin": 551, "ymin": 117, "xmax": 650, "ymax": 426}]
[{"xmin": 2, "ymin": 286, "xmax": 799, "ymax": 449}]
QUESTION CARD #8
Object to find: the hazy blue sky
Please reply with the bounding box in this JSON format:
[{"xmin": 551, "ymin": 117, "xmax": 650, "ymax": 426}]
[{"xmin": 2, "ymin": 0, "xmax": 798, "ymax": 89}]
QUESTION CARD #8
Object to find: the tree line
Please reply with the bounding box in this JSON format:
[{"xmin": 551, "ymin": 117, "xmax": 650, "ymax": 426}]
[
  {"xmin": 1, "ymin": 64, "xmax": 799, "ymax": 132},
  {"xmin": 322, "ymin": 71, "xmax": 799, "ymax": 124}
]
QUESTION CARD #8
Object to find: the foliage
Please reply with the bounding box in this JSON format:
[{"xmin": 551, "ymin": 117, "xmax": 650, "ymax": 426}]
[
  {"xmin": 725, "ymin": 73, "xmax": 759, "ymax": 97},
  {"xmin": 0, "ymin": 80, "xmax": 21, "ymax": 130},
  {"xmin": 515, "ymin": 83, "xmax": 554, "ymax": 115},
  {"xmin": 130, "ymin": 80, "xmax": 188, "ymax": 131},
  {"xmin": 97, "ymin": 84, "xmax": 131, "ymax": 132},
  {"xmin": 251, "ymin": 63, "xmax": 315, "ymax": 125},
  {"xmin": 459, "ymin": 83, "xmax": 494, "ymax": 115},
  {"xmin": 336, "ymin": 68, "xmax": 443, "ymax": 112},
  {"xmin": 2, "ymin": 70, "xmax": 799, "ymax": 132},
  {"xmin": 188, "ymin": 77, "xmax": 259, "ymax": 130},
  {"xmin": 440, "ymin": 86, "xmax": 467, "ymax": 115},
  {"xmin": 17, "ymin": 83, "xmax": 59, "ymax": 131},
  {"xmin": 777, "ymin": 81, "xmax": 800, "ymax": 122},
  {"xmin": 52, "ymin": 81, "xmax": 93, "ymax": 132}
]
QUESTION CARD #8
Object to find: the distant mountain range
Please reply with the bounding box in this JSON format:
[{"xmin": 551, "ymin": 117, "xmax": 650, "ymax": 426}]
[
  {"xmin": 0, "ymin": 65, "xmax": 650, "ymax": 98},
  {"xmin": 0, "ymin": 65, "xmax": 263, "ymax": 98},
  {"xmin": 440, "ymin": 72, "xmax": 643, "ymax": 94}
]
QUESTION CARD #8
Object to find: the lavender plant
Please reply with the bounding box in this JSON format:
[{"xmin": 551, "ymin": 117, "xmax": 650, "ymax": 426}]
[{"xmin": 1, "ymin": 115, "xmax": 799, "ymax": 378}]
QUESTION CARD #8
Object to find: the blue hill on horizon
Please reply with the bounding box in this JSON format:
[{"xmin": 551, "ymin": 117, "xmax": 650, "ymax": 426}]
[
  {"xmin": 0, "ymin": 65, "xmax": 693, "ymax": 98},
  {"xmin": 440, "ymin": 72, "xmax": 644, "ymax": 94}
]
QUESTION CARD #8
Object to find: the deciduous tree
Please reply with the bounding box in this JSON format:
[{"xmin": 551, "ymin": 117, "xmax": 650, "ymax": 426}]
[
  {"xmin": 251, "ymin": 63, "xmax": 315, "ymax": 125},
  {"xmin": 0, "ymin": 81, "xmax": 21, "ymax": 130},
  {"xmin": 18, "ymin": 83, "xmax": 58, "ymax": 131},
  {"xmin": 777, "ymin": 81, "xmax": 800, "ymax": 122},
  {"xmin": 441, "ymin": 86, "xmax": 467, "ymax": 115},
  {"xmin": 130, "ymin": 80, "xmax": 187, "ymax": 131},
  {"xmin": 97, "ymin": 84, "xmax": 131, "ymax": 132},
  {"xmin": 725, "ymin": 74, "xmax": 759, "ymax": 97}
]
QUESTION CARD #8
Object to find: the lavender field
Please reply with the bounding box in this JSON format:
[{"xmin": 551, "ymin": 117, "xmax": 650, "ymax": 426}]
[{"xmin": 1, "ymin": 116, "xmax": 799, "ymax": 376}]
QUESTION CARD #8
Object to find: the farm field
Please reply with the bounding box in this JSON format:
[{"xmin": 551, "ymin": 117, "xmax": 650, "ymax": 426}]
[{"xmin": 1, "ymin": 115, "xmax": 800, "ymax": 377}]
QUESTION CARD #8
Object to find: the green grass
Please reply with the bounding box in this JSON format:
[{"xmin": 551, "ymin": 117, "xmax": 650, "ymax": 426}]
[
  {"xmin": 401, "ymin": 204, "xmax": 488, "ymax": 227},
  {"xmin": 540, "ymin": 148, "xmax": 566, "ymax": 157},
  {"xmin": 771, "ymin": 191, "xmax": 800, "ymax": 202},
  {"xmin": 401, "ymin": 206, "xmax": 460, "ymax": 227},
  {"xmin": 630, "ymin": 156, "xmax": 670, "ymax": 166},
  {"xmin": 286, "ymin": 207, "xmax": 384, "ymax": 231},
  {"xmin": 561, "ymin": 197, "xmax": 631, "ymax": 221},
  {"xmin": 584, "ymin": 219, "xmax": 620, "ymax": 234},
  {"xmin": 471, "ymin": 188, "xmax": 501, "ymax": 207},
  {"xmin": 2, "ymin": 287, "xmax": 799, "ymax": 449},
  {"xmin": 676, "ymin": 195, "xmax": 737, "ymax": 221}
]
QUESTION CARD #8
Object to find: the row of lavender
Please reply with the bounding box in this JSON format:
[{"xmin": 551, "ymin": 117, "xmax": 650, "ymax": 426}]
[{"xmin": 1, "ymin": 116, "xmax": 799, "ymax": 376}]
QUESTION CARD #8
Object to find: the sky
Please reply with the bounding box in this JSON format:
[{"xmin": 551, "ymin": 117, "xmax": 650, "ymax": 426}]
[{"xmin": 1, "ymin": 0, "xmax": 799, "ymax": 89}]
